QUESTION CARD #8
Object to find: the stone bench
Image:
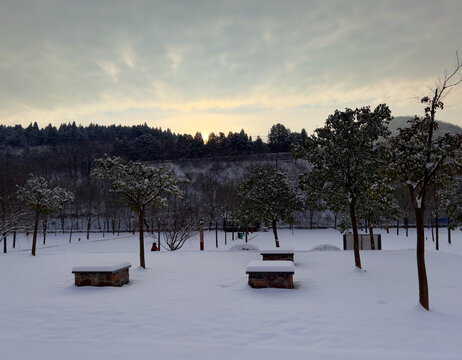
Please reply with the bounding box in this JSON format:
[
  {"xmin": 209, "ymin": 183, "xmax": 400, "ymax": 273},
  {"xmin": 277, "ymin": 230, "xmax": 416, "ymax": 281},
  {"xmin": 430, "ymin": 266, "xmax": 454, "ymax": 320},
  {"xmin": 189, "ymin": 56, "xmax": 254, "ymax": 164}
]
[
  {"xmin": 246, "ymin": 260, "xmax": 294, "ymax": 289},
  {"xmin": 72, "ymin": 263, "xmax": 131, "ymax": 287},
  {"xmin": 260, "ymin": 249, "xmax": 294, "ymax": 261}
]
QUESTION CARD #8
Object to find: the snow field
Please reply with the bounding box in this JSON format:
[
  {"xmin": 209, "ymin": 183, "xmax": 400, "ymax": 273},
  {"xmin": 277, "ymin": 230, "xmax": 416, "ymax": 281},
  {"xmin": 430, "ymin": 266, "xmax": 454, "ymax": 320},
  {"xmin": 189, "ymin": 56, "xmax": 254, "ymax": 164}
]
[{"xmin": 1, "ymin": 228, "xmax": 462, "ymax": 359}]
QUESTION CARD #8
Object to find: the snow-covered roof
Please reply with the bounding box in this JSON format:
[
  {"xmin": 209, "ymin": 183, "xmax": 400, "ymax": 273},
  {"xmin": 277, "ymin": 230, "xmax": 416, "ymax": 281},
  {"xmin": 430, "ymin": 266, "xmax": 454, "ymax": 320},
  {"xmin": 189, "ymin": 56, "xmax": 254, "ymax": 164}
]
[
  {"xmin": 246, "ymin": 260, "xmax": 294, "ymax": 273},
  {"xmin": 72, "ymin": 262, "xmax": 131, "ymax": 273},
  {"xmin": 260, "ymin": 249, "xmax": 294, "ymax": 255}
]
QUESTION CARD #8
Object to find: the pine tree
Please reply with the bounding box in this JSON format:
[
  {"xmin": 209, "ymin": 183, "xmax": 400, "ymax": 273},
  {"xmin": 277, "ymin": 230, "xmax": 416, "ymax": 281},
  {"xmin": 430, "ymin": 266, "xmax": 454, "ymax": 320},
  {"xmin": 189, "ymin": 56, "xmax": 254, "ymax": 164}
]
[
  {"xmin": 292, "ymin": 104, "xmax": 392, "ymax": 269},
  {"xmin": 91, "ymin": 156, "xmax": 185, "ymax": 268},
  {"xmin": 16, "ymin": 175, "xmax": 73, "ymax": 256},
  {"xmin": 235, "ymin": 166, "xmax": 303, "ymax": 247}
]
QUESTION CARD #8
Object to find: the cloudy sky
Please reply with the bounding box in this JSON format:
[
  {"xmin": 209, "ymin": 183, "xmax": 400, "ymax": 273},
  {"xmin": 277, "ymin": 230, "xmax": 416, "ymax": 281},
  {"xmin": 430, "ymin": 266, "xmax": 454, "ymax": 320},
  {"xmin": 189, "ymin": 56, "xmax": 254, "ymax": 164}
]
[{"xmin": 1, "ymin": 0, "xmax": 461, "ymax": 138}]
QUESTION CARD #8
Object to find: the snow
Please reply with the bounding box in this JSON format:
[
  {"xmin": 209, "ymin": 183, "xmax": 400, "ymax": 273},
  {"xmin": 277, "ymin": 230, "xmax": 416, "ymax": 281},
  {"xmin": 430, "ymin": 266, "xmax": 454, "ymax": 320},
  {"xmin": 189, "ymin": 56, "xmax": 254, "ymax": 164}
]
[
  {"xmin": 72, "ymin": 262, "xmax": 131, "ymax": 273},
  {"xmin": 310, "ymin": 243, "xmax": 341, "ymax": 251},
  {"xmin": 229, "ymin": 243, "xmax": 259, "ymax": 251},
  {"xmin": 260, "ymin": 249, "xmax": 294, "ymax": 254},
  {"xmin": 246, "ymin": 260, "xmax": 295, "ymax": 273},
  {"xmin": 1, "ymin": 228, "xmax": 462, "ymax": 360}
]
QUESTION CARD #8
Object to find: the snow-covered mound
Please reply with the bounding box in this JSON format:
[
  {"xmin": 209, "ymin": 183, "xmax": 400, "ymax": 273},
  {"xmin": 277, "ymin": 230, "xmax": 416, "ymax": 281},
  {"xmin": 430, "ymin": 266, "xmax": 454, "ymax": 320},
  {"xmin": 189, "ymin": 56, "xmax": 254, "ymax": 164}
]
[
  {"xmin": 229, "ymin": 243, "xmax": 260, "ymax": 251},
  {"xmin": 310, "ymin": 244, "xmax": 341, "ymax": 251}
]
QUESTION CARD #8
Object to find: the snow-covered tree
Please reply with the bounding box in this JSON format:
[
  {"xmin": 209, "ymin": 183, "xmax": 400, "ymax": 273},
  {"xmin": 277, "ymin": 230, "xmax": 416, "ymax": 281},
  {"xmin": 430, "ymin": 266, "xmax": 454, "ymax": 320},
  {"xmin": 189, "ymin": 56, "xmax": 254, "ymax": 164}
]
[
  {"xmin": 356, "ymin": 185, "xmax": 401, "ymax": 249},
  {"xmin": 91, "ymin": 156, "xmax": 185, "ymax": 268},
  {"xmin": 386, "ymin": 55, "xmax": 462, "ymax": 310},
  {"xmin": 235, "ymin": 166, "xmax": 303, "ymax": 247},
  {"xmin": 292, "ymin": 104, "xmax": 392, "ymax": 269},
  {"xmin": 441, "ymin": 176, "xmax": 462, "ymax": 240},
  {"xmin": 16, "ymin": 175, "xmax": 73, "ymax": 256},
  {"xmin": 0, "ymin": 204, "xmax": 27, "ymax": 253}
]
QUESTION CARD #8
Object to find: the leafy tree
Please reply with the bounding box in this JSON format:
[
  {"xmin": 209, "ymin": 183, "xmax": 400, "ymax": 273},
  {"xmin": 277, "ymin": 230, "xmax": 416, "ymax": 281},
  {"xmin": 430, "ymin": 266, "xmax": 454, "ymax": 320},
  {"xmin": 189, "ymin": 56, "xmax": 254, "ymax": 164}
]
[
  {"xmin": 442, "ymin": 176, "xmax": 462, "ymax": 234},
  {"xmin": 235, "ymin": 166, "xmax": 303, "ymax": 247},
  {"xmin": 268, "ymin": 123, "xmax": 291, "ymax": 152},
  {"xmin": 298, "ymin": 171, "xmax": 327, "ymax": 229},
  {"xmin": 356, "ymin": 185, "xmax": 401, "ymax": 249},
  {"xmin": 91, "ymin": 156, "xmax": 185, "ymax": 268},
  {"xmin": 386, "ymin": 55, "xmax": 462, "ymax": 310},
  {"xmin": 16, "ymin": 175, "xmax": 73, "ymax": 256},
  {"xmin": 292, "ymin": 104, "xmax": 392, "ymax": 269}
]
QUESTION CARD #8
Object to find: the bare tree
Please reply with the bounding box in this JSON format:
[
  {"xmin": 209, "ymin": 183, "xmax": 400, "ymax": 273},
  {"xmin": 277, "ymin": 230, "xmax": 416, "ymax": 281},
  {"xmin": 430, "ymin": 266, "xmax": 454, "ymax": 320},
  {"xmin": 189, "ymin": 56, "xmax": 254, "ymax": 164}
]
[
  {"xmin": 387, "ymin": 53, "xmax": 462, "ymax": 310},
  {"xmin": 162, "ymin": 201, "xmax": 199, "ymax": 251}
]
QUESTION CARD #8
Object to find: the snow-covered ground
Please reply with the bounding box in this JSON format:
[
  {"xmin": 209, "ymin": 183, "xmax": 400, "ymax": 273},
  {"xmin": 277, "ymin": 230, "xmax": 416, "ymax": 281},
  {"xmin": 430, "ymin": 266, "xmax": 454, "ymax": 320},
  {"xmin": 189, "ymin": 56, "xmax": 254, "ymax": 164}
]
[{"xmin": 1, "ymin": 228, "xmax": 462, "ymax": 360}]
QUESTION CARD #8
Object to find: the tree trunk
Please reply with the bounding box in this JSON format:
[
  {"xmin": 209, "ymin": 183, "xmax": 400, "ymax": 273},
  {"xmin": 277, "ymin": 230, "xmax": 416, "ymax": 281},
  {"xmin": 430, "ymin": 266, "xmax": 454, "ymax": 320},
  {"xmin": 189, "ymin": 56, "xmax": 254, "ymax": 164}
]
[
  {"xmin": 13, "ymin": 231, "xmax": 16, "ymax": 248},
  {"xmin": 69, "ymin": 221, "xmax": 73, "ymax": 243},
  {"xmin": 348, "ymin": 197, "xmax": 362, "ymax": 269},
  {"xmin": 3, "ymin": 234, "xmax": 6, "ymax": 254},
  {"xmin": 139, "ymin": 209, "xmax": 146, "ymax": 269},
  {"xmin": 224, "ymin": 229, "xmax": 227, "ymax": 245},
  {"xmin": 405, "ymin": 216, "xmax": 409, "ymax": 237},
  {"xmin": 144, "ymin": 219, "xmax": 150, "ymax": 234},
  {"xmin": 32, "ymin": 210, "xmax": 39, "ymax": 256},
  {"xmin": 415, "ymin": 208, "xmax": 429, "ymax": 310},
  {"xmin": 245, "ymin": 227, "xmax": 248, "ymax": 243},
  {"xmin": 272, "ymin": 219, "xmax": 280, "ymax": 248},
  {"xmin": 215, "ymin": 220, "xmax": 218, "ymax": 248},
  {"xmin": 86, "ymin": 216, "xmax": 91, "ymax": 240},
  {"xmin": 431, "ymin": 219, "xmax": 434, "ymax": 242},
  {"xmin": 157, "ymin": 218, "xmax": 161, "ymax": 251},
  {"xmin": 61, "ymin": 215, "xmax": 65, "ymax": 233},
  {"xmin": 42, "ymin": 219, "xmax": 47, "ymax": 245},
  {"xmin": 435, "ymin": 214, "xmax": 439, "ymax": 251},
  {"xmin": 396, "ymin": 220, "xmax": 399, "ymax": 235},
  {"xmin": 369, "ymin": 226, "xmax": 375, "ymax": 250},
  {"xmin": 448, "ymin": 226, "xmax": 451, "ymax": 244}
]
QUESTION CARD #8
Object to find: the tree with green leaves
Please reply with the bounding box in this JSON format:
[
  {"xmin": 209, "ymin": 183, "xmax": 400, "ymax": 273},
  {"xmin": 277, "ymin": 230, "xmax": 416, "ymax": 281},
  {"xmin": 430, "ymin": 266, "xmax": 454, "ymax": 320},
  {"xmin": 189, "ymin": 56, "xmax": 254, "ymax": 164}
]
[
  {"xmin": 91, "ymin": 156, "xmax": 185, "ymax": 268},
  {"xmin": 16, "ymin": 175, "xmax": 73, "ymax": 256},
  {"xmin": 386, "ymin": 55, "xmax": 462, "ymax": 310},
  {"xmin": 235, "ymin": 166, "xmax": 303, "ymax": 248},
  {"xmin": 292, "ymin": 104, "xmax": 392, "ymax": 269}
]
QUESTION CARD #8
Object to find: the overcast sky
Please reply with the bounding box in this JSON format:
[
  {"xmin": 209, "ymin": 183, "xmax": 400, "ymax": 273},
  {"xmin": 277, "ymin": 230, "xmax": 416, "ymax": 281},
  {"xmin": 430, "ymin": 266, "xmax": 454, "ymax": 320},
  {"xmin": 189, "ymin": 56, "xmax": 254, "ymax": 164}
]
[{"xmin": 1, "ymin": 0, "xmax": 461, "ymax": 138}]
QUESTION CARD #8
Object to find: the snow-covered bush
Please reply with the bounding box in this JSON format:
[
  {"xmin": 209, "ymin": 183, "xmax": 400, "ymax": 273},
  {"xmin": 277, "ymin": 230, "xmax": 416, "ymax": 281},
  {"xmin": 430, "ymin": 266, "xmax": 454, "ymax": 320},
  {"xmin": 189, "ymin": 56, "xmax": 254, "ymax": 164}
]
[
  {"xmin": 310, "ymin": 244, "xmax": 340, "ymax": 251},
  {"xmin": 229, "ymin": 243, "xmax": 260, "ymax": 251}
]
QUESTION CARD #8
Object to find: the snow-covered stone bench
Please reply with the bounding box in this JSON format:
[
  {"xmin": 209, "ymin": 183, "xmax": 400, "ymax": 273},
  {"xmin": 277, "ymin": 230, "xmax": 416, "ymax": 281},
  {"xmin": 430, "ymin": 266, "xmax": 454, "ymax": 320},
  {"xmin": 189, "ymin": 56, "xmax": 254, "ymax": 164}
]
[
  {"xmin": 260, "ymin": 249, "xmax": 294, "ymax": 261},
  {"xmin": 246, "ymin": 260, "xmax": 295, "ymax": 289},
  {"xmin": 72, "ymin": 263, "xmax": 131, "ymax": 287}
]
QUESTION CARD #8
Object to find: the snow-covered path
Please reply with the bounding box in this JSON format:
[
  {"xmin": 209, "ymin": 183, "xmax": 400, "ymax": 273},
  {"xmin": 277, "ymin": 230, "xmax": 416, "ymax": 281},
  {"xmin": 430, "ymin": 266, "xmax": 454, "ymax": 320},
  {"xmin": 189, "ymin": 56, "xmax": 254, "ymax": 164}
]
[{"xmin": 1, "ymin": 229, "xmax": 461, "ymax": 359}]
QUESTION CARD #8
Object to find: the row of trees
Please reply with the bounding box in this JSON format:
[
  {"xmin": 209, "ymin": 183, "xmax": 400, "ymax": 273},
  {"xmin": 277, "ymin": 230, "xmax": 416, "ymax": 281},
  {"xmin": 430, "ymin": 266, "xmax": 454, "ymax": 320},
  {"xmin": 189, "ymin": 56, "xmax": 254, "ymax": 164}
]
[{"xmin": 0, "ymin": 122, "xmax": 306, "ymax": 161}]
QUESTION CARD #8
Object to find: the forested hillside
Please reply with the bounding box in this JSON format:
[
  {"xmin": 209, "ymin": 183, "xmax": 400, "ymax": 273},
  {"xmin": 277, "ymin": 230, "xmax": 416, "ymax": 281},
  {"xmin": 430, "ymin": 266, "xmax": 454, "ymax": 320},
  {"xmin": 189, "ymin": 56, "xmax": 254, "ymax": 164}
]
[{"xmin": 0, "ymin": 117, "xmax": 460, "ymax": 237}]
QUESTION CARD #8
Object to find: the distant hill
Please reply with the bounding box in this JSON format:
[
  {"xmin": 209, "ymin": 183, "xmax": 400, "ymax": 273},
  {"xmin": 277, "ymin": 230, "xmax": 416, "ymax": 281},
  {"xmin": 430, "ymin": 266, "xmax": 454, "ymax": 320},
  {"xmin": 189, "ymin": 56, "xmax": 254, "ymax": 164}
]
[{"xmin": 389, "ymin": 116, "xmax": 462, "ymax": 135}]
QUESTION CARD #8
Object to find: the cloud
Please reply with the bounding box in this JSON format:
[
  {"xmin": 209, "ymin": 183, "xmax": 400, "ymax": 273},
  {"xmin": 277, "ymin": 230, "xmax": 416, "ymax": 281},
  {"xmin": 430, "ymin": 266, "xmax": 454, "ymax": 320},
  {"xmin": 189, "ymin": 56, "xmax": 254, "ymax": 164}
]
[{"xmin": 0, "ymin": 0, "xmax": 461, "ymax": 135}]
